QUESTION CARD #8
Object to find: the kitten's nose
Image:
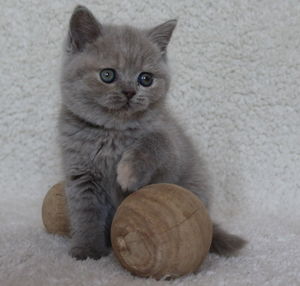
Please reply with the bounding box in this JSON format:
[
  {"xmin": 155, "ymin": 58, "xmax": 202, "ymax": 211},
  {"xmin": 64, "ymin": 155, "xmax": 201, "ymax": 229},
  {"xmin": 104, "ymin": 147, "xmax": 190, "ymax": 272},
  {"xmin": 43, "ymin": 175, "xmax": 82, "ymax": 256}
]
[{"xmin": 122, "ymin": 89, "xmax": 136, "ymax": 99}]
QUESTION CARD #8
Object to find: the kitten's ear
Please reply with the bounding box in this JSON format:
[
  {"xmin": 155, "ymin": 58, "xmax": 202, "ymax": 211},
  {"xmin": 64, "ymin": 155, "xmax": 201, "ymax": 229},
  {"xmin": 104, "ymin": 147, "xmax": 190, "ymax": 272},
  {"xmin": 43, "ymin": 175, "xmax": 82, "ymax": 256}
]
[
  {"xmin": 67, "ymin": 5, "xmax": 102, "ymax": 52},
  {"xmin": 147, "ymin": 19, "xmax": 177, "ymax": 55}
]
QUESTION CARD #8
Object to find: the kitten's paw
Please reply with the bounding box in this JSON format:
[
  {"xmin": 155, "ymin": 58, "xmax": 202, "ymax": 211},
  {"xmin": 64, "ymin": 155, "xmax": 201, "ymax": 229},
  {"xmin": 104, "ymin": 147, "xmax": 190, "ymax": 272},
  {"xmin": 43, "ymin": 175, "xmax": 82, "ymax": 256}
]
[
  {"xmin": 117, "ymin": 160, "xmax": 139, "ymax": 192},
  {"xmin": 117, "ymin": 154, "xmax": 151, "ymax": 192},
  {"xmin": 70, "ymin": 246, "xmax": 110, "ymax": 260}
]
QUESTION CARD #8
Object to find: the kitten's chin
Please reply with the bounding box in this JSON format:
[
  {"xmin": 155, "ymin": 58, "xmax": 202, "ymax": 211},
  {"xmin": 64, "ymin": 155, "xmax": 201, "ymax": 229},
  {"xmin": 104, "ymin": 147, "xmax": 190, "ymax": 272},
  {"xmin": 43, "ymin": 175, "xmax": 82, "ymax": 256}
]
[{"xmin": 100, "ymin": 102, "xmax": 149, "ymax": 117}]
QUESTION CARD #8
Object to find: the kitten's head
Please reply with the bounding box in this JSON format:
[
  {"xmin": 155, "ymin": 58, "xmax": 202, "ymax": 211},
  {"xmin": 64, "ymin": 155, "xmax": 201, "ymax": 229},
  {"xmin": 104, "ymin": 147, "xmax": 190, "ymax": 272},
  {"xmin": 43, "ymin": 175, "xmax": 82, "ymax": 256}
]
[{"xmin": 61, "ymin": 5, "xmax": 176, "ymax": 126}]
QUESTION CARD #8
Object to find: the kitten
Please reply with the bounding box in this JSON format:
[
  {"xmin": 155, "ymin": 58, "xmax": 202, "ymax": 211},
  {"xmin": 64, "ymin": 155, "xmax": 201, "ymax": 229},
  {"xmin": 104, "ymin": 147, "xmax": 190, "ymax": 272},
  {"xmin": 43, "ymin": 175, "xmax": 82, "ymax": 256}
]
[{"xmin": 58, "ymin": 5, "xmax": 246, "ymax": 260}]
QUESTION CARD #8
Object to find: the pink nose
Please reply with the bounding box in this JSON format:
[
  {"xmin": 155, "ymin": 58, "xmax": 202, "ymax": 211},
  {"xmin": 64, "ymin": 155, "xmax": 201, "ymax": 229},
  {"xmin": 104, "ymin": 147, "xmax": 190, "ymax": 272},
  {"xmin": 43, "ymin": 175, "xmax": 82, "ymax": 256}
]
[{"xmin": 122, "ymin": 90, "xmax": 136, "ymax": 99}]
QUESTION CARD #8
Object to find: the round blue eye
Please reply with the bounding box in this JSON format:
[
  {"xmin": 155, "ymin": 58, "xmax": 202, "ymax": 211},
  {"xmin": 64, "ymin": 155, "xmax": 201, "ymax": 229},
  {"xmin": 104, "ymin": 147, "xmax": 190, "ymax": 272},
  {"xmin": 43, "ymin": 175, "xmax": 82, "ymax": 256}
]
[
  {"xmin": 138, "ymin": 72, "xmax": 153, "ymax": 87},
  {"xmin": 100, "ymin": 69, "xmax": 116, "ymax": 83}
]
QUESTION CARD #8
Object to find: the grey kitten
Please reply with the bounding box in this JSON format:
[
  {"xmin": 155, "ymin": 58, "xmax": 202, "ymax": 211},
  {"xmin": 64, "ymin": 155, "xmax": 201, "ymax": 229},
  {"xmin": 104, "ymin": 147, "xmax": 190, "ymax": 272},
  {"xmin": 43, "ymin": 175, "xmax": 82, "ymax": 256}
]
[{"xmin": 58, "ymin": 5, "xmax": 246, "ymax": 261}]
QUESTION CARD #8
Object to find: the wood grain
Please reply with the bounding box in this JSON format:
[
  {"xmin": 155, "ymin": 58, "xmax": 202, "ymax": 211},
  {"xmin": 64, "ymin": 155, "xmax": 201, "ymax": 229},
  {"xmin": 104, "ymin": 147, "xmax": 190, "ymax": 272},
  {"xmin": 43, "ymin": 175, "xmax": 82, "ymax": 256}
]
[
  {"xmin": 42, "ymin": 182, "xmax": 70, "ymax": 237},
  {"xmin": 111, "ymin": 183, "xmax": 213, "ymax": 280}
]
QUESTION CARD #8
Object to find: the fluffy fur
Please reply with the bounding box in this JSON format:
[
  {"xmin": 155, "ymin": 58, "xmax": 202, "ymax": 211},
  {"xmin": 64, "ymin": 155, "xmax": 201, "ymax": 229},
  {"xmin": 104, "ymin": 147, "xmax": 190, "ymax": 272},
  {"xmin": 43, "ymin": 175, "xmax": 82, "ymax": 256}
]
[{"xmin": 59, "ymin": 5, "xmax": 246, "ymax": 261}]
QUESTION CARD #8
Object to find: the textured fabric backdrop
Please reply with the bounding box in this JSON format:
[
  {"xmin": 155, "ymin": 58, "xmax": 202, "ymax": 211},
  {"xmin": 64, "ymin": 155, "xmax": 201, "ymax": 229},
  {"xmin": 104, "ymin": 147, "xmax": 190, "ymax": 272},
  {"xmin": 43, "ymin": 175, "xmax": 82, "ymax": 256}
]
[{"xmin": 1, "ymin": 0, "xmax": 299, "ymax": 285}]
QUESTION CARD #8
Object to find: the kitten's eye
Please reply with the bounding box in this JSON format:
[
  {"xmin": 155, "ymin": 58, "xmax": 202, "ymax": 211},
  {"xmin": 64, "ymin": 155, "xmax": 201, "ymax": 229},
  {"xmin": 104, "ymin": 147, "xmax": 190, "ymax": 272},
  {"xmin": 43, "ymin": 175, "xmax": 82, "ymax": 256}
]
[
  {"xmin": 100, "ymin": 69, "xmax": 116, "ymax": 83},
  {"xmin": 138, "ymin": 72, "xmax": 153, "ymax": 87}
]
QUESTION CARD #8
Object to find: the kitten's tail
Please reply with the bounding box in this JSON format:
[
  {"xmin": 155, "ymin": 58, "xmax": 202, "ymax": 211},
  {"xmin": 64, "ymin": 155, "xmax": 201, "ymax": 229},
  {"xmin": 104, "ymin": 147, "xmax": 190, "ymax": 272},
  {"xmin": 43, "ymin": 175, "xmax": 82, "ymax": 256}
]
[{"xmin": 210, "ymin": 224, "xmax": 247, "ymax": 256}]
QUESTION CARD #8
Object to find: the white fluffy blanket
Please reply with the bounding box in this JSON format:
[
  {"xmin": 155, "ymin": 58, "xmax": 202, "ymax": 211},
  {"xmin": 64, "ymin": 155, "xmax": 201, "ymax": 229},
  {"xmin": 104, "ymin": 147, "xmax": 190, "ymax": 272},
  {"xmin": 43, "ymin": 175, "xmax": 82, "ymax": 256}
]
[{"xmin": 1, "ymin": 1, "xmax": 299, "ymax": 285}]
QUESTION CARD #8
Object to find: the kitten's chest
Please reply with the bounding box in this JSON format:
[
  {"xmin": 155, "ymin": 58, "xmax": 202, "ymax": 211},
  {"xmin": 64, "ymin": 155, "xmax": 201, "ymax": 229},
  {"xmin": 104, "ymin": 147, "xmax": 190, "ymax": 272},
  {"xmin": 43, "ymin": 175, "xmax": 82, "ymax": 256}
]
[
  {"xmin": 88, "ymin": 129, "xmax": 136, "ymax": 170},
  {"xmin": 94, "ymin": 131, "xmax": 130, "ymax": 158}
]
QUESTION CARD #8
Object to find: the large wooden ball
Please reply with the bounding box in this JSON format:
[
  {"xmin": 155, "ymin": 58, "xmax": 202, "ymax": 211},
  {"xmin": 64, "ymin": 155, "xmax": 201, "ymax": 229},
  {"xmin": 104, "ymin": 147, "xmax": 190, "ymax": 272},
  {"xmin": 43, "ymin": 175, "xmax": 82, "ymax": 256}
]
[
  {"xmin": 111, "ymin": 184, "xmax": 213, "ymax": 280},
  {"xmin": 42, "ymin": 182, "xmax": 70, "ymax": 236}
]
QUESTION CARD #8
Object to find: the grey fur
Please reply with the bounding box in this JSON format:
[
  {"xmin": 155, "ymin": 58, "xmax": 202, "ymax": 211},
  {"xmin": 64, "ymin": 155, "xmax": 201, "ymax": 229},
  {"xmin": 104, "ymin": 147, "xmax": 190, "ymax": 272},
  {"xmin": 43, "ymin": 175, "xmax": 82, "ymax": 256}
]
[{"xmin": 59, "ymin": 5, "xmax": 246, "ymax": 260}]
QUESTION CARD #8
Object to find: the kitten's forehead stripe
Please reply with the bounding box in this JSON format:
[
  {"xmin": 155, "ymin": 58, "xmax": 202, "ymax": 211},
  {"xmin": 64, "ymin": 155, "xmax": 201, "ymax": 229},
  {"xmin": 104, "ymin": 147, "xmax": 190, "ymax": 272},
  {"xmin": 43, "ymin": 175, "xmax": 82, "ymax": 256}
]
[{"xmin": 93, "ymin": 25, "xmax": 160, "ymax": 72}]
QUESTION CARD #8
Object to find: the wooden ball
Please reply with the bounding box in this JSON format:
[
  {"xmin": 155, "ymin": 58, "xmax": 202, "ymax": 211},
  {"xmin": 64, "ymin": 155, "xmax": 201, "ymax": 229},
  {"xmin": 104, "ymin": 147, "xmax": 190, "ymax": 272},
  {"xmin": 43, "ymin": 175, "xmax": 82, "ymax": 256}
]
[
  {"xmin": 111, "ymin": 183, "xmax": 213, "ymax": 280},
  {"xmin": 42, "ymin": 182, "xmax": 70, "ymax": 237}
]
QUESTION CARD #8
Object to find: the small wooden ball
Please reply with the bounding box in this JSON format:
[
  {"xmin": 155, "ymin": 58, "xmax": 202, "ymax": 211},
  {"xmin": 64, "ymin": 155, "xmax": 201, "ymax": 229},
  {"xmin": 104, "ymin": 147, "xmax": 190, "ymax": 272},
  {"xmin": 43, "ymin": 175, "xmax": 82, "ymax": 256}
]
[
  {"xmin": 111, "ymin": 183, "xmax": 213, "ymax": 280},
  {"xmin": 42, "ymin": 182, "xmax": 70, "ymax": 236}
]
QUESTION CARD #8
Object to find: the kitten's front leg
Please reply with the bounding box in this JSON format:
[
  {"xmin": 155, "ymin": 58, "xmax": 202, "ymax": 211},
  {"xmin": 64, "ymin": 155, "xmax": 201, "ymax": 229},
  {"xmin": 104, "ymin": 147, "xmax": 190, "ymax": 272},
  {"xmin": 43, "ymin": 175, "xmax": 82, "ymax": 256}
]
[
  {"xmin": 65, "ymin": 174, "xmax": 113, "ymax": 260},
  {"xmin": 117, "ymin": 132, "xmax": 172, "ymax": 192}
]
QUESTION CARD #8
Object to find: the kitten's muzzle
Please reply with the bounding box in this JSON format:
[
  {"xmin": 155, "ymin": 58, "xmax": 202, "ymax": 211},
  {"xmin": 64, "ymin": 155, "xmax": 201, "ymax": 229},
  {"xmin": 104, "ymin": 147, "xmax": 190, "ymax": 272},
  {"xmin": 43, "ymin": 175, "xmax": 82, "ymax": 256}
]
[{"xmin": 122, "ymin": 89, "xmax": 136, "ymax": 100}]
